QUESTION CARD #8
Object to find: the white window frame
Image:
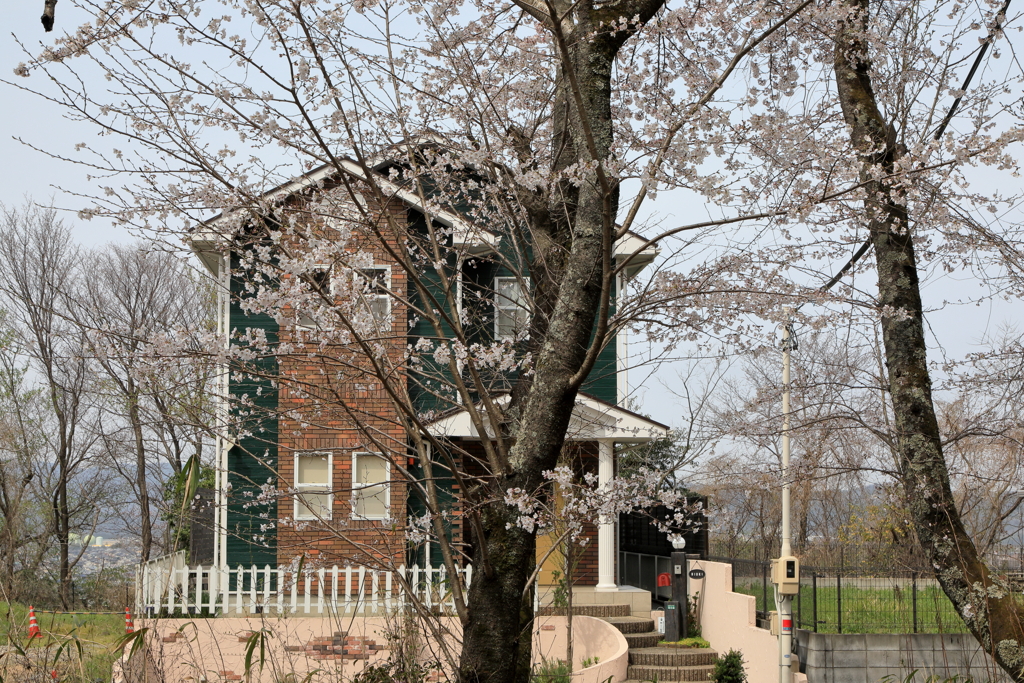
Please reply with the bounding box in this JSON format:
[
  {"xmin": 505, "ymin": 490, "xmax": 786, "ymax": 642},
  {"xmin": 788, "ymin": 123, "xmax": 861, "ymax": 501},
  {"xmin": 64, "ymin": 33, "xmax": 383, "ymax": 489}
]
[
  {"xmin": 354, "ymin": 266, "xmax": 392, "ymax": 331},
  {"xmin": 494, "ymin": 276, "xmax": 530, "ymax": 340},
  {"xmin": 351, "ymin": 452, "xmax": 391, "ymax": 521},
  {"xmin": 294, "ymin": 451, "xmax": 333, "ymax": 521}
]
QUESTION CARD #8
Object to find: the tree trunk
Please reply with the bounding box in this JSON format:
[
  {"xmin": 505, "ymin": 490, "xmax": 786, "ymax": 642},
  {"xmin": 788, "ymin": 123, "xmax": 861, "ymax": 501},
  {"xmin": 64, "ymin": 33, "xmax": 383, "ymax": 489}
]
[
  {"xmin": 834, "ymin": 2, "xmax": 1024, "ymax": 678},
  {"xmin": 128, "ymin": 378, "xmax": 153, "ymax": 563},
  {"xmin": 57, "ymin": 459, "xmax": 70, "ymax": 608},
  {"xmin": 457, "ymin": 2, "xmax": 663, "ymax": 681},
  {"xmin": 460, "ymin": 505, "xmax": 537, "ymax": 683}
]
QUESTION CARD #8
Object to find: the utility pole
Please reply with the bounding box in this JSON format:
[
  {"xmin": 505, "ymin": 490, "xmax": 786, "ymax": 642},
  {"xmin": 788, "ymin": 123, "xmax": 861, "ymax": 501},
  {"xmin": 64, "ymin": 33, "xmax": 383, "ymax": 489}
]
[{"xmin": 774, "ymin": 317, "xmax": 799, "ymax": 683}]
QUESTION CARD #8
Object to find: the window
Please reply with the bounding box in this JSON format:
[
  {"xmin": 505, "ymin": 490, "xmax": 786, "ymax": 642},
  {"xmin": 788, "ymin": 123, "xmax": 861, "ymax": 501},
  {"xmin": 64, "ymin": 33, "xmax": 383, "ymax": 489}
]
[
  {"xmin": 296, "ymin": 265, "xmax": 332, "ymax": 328},
  {"xmin": 295, "ymin": 452, "xmax": 332, "ymax": 520},
  {"xmin": 494, "ymin": 276, "xmax": 529, "ymax": 339},
  {"xmin": 354, "ymin": 267, "xmax": 391, "ymax": 330},
  {"xmin": 307, "ymin": 266, "xmax": 332, "ymax": 293},
  {"xmin": 352, "ymin": 453, "xmax": 389, "ymax": 519}
]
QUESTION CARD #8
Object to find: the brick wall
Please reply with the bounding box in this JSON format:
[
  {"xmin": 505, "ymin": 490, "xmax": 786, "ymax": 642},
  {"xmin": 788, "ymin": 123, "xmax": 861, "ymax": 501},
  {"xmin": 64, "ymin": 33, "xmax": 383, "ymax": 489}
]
[{"xmin": 274, "ymin": 191, "xmax": 412, "ymax": 572}]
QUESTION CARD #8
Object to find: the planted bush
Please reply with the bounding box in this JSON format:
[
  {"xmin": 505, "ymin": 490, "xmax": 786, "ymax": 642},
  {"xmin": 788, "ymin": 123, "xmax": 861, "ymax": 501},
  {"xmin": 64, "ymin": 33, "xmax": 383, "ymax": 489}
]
[{"xmin": 711, "ymin": 649, "xmax": 747, "ymax": 683}]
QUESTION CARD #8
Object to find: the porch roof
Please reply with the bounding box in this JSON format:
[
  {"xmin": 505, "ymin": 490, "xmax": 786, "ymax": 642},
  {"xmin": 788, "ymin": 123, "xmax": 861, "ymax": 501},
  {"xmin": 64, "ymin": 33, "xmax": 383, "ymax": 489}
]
[{"xmin": 425, "ymin": 392, "xmax": 669, "ymax": 443}]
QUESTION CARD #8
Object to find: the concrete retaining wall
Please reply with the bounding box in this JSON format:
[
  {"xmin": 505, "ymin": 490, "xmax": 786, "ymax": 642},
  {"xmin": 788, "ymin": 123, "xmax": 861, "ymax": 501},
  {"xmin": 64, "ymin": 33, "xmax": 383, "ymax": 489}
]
[{"xmin": 794, "ymin": 630, "xmax": 1012, "ymax": 683}]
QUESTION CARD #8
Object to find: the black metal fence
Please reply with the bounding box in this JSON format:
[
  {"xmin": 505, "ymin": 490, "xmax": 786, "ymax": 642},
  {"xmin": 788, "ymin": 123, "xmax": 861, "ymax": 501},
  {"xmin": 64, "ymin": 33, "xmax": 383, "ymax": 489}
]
[
  {"xmin": 619, "ymin": 502, "xmax": 709, "ymax": 558},
  {"xmin": 619, "ymin": 551, "xmax": 673, "ymax": 602},
  {"xmin": 709, "ymin": 557, "xmax": 968, "ymax": 634}
]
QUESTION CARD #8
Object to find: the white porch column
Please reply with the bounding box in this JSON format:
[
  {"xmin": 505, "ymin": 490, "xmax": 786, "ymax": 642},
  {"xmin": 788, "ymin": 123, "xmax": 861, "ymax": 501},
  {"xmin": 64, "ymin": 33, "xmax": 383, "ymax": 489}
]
[{"xmin": 596, "ymin": 438, "xmax": 616, "ymax": 591}]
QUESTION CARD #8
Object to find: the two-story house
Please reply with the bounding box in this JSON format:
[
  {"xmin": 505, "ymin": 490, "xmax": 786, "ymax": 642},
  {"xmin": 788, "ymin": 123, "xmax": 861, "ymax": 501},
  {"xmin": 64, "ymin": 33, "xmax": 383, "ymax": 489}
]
[{"xmin": 182, "ymin": 145, "xmax": 667, "ymax": 612}]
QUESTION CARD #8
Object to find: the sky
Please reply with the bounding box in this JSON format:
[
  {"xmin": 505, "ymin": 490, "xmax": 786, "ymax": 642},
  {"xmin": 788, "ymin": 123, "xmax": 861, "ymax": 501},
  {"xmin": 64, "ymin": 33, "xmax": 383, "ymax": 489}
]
[
  {"xmin": 0, "ymin": 2, "xmax": 124, "ymax": 246},
  {"xmin": 1, "ymin": 1, "xmax": 1021, "ymax": 430}
]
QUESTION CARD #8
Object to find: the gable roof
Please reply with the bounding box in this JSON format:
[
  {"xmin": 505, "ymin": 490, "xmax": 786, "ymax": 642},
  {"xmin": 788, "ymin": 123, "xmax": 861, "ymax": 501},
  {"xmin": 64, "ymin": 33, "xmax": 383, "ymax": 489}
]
[{"xmin": 189, "ymin": 142, "xmax": 658, "ymax": 275}]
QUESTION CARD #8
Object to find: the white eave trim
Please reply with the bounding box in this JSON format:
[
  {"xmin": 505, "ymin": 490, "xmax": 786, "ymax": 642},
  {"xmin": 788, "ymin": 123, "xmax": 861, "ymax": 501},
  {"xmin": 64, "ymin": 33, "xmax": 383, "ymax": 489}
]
[
  {"xmin": 614, "ymin": 232, "xmax": 658, "ymax": 277},
  {"xmin": 336, "ymin": 160, "xmax": 499, "ymax": 254},
  {"xmin": 427, "ymin": 394, "xmax": 668, "ymax": 443},
  {"xmin": 190, "ymin": 235, "xmax": 223, "ymax": 275}
]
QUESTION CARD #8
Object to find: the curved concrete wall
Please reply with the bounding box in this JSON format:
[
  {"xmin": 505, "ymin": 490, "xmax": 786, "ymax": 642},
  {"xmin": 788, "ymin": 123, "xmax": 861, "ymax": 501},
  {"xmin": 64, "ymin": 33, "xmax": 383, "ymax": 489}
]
[
  {"xmin": 120, "ymin": 613, "xmax": 629, "ymax": 683},
  {"xmin": 535, "ymin": 615, "xmax": 629, "ymax": 683}
]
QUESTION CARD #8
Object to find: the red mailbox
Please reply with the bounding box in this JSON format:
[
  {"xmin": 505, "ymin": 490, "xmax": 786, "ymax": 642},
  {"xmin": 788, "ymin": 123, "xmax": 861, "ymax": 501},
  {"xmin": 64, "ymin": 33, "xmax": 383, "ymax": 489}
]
[{"xmin": 657, "ymin": 572, "xmax": 671, "ymax": 588}]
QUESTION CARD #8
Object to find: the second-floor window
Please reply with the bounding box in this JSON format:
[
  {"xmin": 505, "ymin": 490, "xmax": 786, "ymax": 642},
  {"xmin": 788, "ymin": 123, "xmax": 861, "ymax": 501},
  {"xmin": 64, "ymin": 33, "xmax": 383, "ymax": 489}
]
[
  {"xmin": 355, "ymin": 267, "xmax": 391, "ymax": 330},
  {"xmin": 352, "ymin": 452, "xmax": 389, "ymax": 519},
  {"xmin": 494, "ymin": 276, "xmax": 529, "ymax": 339},
  {"xmin": 297, "ymin": 265, "xmax": 332, "ymax": 328},
  {"xmin": 295, "ymin": 452, "xmax": 332, "ymax": 520}
]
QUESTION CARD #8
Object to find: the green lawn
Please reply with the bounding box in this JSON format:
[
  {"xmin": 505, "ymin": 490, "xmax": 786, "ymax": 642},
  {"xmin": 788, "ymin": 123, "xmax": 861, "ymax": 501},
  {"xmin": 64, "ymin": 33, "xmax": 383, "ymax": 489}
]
[
  {"xmin": 732, "ymin": 582, "xmax": 969, "ymax": 634},
  {"xmin": 0, "ymin": 602, "xmax": 126, "ymax": 682}
]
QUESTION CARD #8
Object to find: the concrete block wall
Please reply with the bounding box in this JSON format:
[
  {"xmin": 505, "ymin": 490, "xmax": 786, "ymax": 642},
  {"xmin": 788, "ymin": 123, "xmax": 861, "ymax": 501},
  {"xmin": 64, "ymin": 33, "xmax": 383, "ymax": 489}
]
[{"xmin": 795, "ymin": 630, "xmax": 1012, "ymax": 683}]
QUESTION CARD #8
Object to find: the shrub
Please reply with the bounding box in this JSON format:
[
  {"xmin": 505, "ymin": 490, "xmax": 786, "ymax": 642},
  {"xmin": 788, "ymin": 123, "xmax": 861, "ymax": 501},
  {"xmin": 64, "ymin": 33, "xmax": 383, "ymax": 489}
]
[
  {"xmin": 532, "ymin": 658, "xmax": 572, "ymax": 683},
  {"xmin": 687, "ymin": 593, "xmax": 702, "ymax": 638},
  {"xmin": 351, "ymin": 659, "xmax": 433, "ymax": 683},
  {"xmin": 678, "ymin": 637, "xmax": 710, "ymax": 648},
  {"xmin": 711, "ymin": 649, "xmax": 747, "ymax": 683}
]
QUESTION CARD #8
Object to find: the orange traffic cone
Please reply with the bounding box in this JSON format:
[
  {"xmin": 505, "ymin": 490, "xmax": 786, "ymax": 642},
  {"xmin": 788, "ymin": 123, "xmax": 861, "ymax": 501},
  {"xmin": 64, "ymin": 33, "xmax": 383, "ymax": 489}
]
[
  {"xmin": 27, "ymin": 605, "xmax": 42, "ymax": 638},
  {"xmin": 125, "ymin": 607, "xmax": 134, "ymax": 634}
]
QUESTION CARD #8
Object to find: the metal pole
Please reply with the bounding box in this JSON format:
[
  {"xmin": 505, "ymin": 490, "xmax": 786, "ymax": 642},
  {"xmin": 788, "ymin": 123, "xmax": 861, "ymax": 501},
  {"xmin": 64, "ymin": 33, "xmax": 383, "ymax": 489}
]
[
  {"xmin": 837, "ymin": 572, "xmax": 842, "ymax": 634},
  {"xmin": 763, "ymin": 562, "xmax": 768, "ymax": 615},
  {"xmin": 912, "ymin": 572, "xmax": 918, "ymax": 634},
  {"xmin": 812, "ymin": 573, "xmax": 817, "ymax": 634},
  {"xmin": 779, "ymin": 318, "xmax": 795, "ymax": 683},
  {"xmin": 671, "ymin": 550, "xmax": 688, "ymax": 640}
]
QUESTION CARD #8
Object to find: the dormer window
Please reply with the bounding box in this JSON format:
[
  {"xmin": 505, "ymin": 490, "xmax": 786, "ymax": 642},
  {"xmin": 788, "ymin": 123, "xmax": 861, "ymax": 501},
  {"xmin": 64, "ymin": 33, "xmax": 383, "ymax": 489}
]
[{"xmin": 494, "ymin": 276, "xmax": 529, "ymax": 339}]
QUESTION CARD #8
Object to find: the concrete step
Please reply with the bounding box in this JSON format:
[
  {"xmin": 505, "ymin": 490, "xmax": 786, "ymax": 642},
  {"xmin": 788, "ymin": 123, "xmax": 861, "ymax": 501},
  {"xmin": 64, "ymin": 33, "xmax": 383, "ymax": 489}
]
[
  {"xmin": 629, "ymin": 647, "xmax": 718, "ymax": 667},
  {"xmin": 626, "ymin": 664, "xmax": 716, "ymax": 681},
  {"xmin": 602, "ymin": 617, "xmax": 656, "ymax": 634},
  {"xmin": 622, "ymin": 631, "xmax": 662, "ymax": 649},
  {"xmin": 536, "ymin": 604, "xmax": 632, "ymax": 618}
]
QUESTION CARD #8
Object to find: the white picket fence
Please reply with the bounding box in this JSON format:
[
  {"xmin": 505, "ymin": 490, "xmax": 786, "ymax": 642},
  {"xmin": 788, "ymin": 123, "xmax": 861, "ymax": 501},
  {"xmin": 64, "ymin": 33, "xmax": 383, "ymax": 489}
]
[{"xmin": 137, "ymin": 559, "xmax": 473, "ymax": 616}]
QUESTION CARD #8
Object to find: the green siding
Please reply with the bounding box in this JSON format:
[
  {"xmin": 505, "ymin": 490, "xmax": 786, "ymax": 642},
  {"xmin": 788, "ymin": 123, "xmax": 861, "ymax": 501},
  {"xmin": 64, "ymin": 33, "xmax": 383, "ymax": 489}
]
[
  {"xmin": 405, "ymin": 204, "xmax": 620, "ymax": 410},
  {"xmin": 407, "ymin": 210, "xmax": 468, "ymax": 417},
  {"xmin": 406, "ymin": 451, "xmax": 458, "ymax": 568},
  {"xmin": 385, "ymin": 166, "xmax": 622, "ymax": 407},
  {"xmin": 581, "ymin": 331, "xmax": 618, "ymax": 404},
  {"xmin": 225, "ymin": 253, "xmax": 278, "ymax": 567}
]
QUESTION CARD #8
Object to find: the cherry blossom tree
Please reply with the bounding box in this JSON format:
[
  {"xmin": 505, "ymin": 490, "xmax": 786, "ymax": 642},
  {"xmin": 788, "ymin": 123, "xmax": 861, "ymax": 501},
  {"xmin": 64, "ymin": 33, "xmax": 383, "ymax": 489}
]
[
  {"xmin": 8, "ymin": 0, "xmax": 1024, "ymax": 680},
  {"xmin": 663, "ymin": 0, "xmax": 1024, "ymax": 674}
]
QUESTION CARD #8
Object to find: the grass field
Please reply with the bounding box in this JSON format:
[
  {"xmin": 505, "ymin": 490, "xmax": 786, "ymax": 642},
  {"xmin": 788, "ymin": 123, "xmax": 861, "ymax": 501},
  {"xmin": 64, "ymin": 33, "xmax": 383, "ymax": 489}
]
[
  {"xmin": 733, "ymin": 582, "xmax": 969, "ymax": 634},
  {"xmin": 0, "ymin": 602, "xmax": 126, "ymax": 682}
]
